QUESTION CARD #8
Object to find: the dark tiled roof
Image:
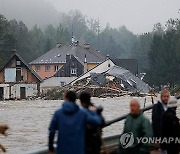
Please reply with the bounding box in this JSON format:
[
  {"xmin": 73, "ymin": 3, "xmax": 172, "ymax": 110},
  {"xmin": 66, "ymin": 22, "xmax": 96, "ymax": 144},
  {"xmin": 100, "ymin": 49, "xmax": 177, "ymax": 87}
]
[
  {"xmin": 107, "ymin": 65, "xmax": 149, "ymax": 93},
  {"xmin": 30, "ymin": 44, "xmax": 106, "ymax": 64},
  {"xmin": 112, "ymin": 59, "xmax": 138, "ymax": 75}
]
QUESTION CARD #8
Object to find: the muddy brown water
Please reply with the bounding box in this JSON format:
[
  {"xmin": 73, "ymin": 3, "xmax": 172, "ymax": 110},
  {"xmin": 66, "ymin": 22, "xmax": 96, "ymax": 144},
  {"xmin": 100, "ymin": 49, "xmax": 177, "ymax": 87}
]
[{"xmin": 0, "ymin": 96, "xmax": 179, "ymax": 153}]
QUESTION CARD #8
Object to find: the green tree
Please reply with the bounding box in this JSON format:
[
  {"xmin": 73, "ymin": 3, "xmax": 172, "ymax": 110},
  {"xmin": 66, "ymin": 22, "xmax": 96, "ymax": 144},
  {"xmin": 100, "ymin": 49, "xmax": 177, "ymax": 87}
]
[
  {"xmin": 44, "ymin": 24, "xmax": 56, "ymax": 52},
  {"xmin": 0, "ymin": 14, "xmax": 16, "ymax": 67},
  {"xmin": 131, "ymin": 33, "xmax": 152, "ymax": 71},
  {"xmin": 146, "ymin": 24, "xmax": 180, "ymax": 86},
  {"xmin": 56, "ymin": 24, "xmax": 70, "ymax": 45}
]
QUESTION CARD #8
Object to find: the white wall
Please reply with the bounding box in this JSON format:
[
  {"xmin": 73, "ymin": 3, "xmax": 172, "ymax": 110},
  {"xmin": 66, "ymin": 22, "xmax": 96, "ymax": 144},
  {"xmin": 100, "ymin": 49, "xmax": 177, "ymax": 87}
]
[
  {"xmin": 40, "ymin": 77, "xmax": 77, "ymax": 91},
  {"xmin": 0, "ymin": 83, "xmax": 38, "ymax": 99}
]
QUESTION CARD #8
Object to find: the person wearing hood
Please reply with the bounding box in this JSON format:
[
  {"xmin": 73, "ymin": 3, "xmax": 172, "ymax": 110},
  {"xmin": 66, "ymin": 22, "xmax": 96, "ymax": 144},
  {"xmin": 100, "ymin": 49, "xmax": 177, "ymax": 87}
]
[
  {"xmin": 162, "ymin": 97, "xmax": 180, "ymax": 154},
  {"xmin": 152, "ymin": 90, "xmax": 170, "ymax": 137},
  {"xmin": 152, "ymin": 90, "xmax": 170, "ymax": 154},
  {"xmin": 48, "ymin": 91, "xmax": 102, "ymax": 154},
  {"xmin": 79, "ymin": 92, "xmax": 105, "ymax": 154}
]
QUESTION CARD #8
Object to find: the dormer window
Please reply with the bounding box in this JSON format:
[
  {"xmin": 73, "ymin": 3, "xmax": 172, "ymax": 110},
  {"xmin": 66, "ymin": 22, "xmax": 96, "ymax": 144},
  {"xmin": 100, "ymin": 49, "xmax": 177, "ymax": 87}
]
[{"xmin": 71, "ymin": 68, "xmax": 77, "ymax": 75}]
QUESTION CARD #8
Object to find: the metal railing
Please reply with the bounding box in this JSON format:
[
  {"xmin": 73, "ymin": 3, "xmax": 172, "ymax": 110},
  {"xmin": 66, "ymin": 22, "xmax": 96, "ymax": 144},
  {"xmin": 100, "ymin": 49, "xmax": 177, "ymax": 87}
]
[{"xmin": 23, "ymin": 104, "xmax": 154, "ymax": 154}]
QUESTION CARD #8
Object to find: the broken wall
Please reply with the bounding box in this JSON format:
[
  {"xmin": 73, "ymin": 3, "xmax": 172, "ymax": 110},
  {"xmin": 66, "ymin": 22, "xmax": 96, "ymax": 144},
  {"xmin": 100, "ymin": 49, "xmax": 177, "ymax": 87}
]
[{"xmin": 0, "ymin": 83, "xmax": 38, "ymax": 99}]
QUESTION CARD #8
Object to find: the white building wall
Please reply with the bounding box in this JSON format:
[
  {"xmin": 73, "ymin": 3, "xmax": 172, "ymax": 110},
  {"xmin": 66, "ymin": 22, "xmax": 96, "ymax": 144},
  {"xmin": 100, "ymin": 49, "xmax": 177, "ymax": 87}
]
[
  {"xmin": 0, "ymin": 83, "xmax": 38, "ymax": 99},
  {"xmin": 11, "ymin": 84, "xmax": 38, "ymax": 99},
  {"xmin": 0, "ymin": 84, "xmax": 10, "ymax": 99},
  {"xmin": 40, "ymin": 77, "xmax": 77, "ymax": 92}
]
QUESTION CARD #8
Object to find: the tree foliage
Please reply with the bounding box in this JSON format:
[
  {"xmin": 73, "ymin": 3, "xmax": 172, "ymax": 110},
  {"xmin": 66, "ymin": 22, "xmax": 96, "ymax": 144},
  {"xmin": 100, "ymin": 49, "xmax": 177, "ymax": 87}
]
[
  {"xmin": 146, "ymin": 20, "xmax": 180, "ymax": 86},
  {"xmin": 0, "ymin": 11, "xmax": 180, "ymax": 87},
  {"xmin": 0, "ymin": 15, "xmax": 16, "ymax": 67}
]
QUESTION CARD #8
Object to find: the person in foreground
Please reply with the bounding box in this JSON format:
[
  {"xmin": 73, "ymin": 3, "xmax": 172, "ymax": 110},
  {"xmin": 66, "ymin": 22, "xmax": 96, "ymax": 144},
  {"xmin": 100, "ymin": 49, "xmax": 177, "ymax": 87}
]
[
  {"xmin": 79, "ymin": 92, "xmax": 105, "ymax": 154},
  {"xmin": 121, "ymin": 99, "xmax": 153, "ymax": 154},
  {"xmin": 48, "ymin": 91, "xmax": 102, "ymax": 154},
  {"xmin": 152, "ymin": 89, "xmax": 170, "ymax": 154},
  {"xmin": 162, "ymin": 97, "xmax": 180, "ymax": 154}
]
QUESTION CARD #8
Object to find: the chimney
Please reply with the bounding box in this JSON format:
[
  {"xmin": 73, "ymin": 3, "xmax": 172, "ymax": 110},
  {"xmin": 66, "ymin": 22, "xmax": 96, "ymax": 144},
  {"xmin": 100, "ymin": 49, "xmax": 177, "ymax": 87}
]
[
  {"xmin": 84, "ymin": 43, "xmax": 90, "ymax": 50},
  {"xmin": 56, "ymin": 43, "xmax": 62, "ymax": 48},
  {"xmin": 106, "ymin": 54, "xmax": 110, "ymax": 60},
  {"xmin": 84, "ymin": 54, "xmax": 88, "ymax": 73},
  {"xmin": 106, "ymin": 54, "xmax": 111, "ymax": 68},
  {"xmin": 11, "ymin": 49, "xmax": 16, "ymax": 55},
  {"xmin": 66, "ymin": 54, "xmax": 71, "ymax": 62},
  {"xmin": 66, "ymin": 54, "xmax": 71, "ymax": 76},
  {"xmin": 75, "ymin": 40, "xmax": 79, "ymax": 46},
  {"xmin": 71, "ymin": 36, "xmax": 75, "ymax": 45}
]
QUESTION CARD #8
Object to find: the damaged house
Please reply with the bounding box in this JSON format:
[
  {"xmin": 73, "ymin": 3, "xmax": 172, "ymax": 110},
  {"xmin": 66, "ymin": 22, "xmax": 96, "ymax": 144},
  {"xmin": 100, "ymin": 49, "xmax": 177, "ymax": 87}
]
[
  {"xmin": 0, "ymin": 54, "xmax": 42, "ymax": 100},
  {"xmin": 70, "ymin": 58, "xmax": 150, "ymax": 94}
]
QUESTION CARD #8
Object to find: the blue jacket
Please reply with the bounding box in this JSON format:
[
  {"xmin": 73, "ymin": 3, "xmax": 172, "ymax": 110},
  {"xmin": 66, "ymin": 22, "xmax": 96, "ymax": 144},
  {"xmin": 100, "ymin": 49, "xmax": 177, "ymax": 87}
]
[{"xmin": 49, "ymin": 101, "xmax": 102, "ymax": 154}]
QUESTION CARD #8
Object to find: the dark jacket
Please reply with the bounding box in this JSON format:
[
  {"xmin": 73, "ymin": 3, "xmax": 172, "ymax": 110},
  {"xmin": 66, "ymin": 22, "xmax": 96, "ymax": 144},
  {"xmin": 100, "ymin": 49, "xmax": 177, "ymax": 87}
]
[
  {"xmin": 84, "ymin": 108, "xmax": 105, "ymax": 154},
  {"xmin": 48, "ymin": 101, "xmax": 102, "ymax": 154},
  {"xmin": 152, "ymin": 101, "xmax": 165, "ymax": 137},
  {"xmin": 121, "ymin": 113, "xmax": 153, "ymax": 154},
  {"xmin": 162, "ymin": 108, "xmax": 180, "ymax": 153}
]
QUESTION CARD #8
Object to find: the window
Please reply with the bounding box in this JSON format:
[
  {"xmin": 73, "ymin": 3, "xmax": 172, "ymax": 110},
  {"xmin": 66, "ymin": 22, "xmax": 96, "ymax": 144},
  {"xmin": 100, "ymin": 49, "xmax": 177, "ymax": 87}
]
[
  {"xmin": 71, "ymin": 68, "xmax": 77, "ymax": 75},
  {"xmin": 16, "ymin": 60, "xmax": 21, "ymax": 66},
  {"xmin": 54, "ymin": 65, "xmax": 59, "ymax": 72},
  {"xmin": 16, "ymin": 68, "xmax": 22, "ymax": 82},
  {"xmin": 35, "ymin": 65, "xmax": 41, "ymax": 72},
  {"xmin": 45, "ymin": 65, "xmax": 51, "ymax": 72},
  {"xmin": 5, "ymin": 68, "xmax": 16, "ymax": 82}
]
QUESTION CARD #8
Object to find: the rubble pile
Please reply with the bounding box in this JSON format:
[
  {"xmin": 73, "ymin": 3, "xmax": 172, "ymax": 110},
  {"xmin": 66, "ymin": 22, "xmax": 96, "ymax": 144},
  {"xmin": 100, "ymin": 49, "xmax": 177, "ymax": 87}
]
[
  {"xmin": 41, "ymin": 78, "xmax": 129, "ymax": 100},
  {"xmin": 41, "ymin": 74, "xmax": 151, "ymax": 100}
]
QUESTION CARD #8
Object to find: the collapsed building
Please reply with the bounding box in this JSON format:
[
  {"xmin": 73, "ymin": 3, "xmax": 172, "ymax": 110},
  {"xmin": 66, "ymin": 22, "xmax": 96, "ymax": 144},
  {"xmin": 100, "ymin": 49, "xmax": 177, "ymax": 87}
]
[{"xmin": 70, "ymin": 58, "xmax": 150, "ymax": 94}]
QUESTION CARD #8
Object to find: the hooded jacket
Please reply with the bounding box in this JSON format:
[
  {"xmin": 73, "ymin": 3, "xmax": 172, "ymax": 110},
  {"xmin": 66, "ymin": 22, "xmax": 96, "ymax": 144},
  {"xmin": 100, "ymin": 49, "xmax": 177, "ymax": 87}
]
[
  {"xmin": 152, "ymin": 101, "xmax": 166, "ymax": 137},
  {"xmin": 49, "ymin": 101, "xmax": 102, "ymax": 154},
  {"xmin": 162, "ymin": 108, "xmax": 180, "ymax": 152}
]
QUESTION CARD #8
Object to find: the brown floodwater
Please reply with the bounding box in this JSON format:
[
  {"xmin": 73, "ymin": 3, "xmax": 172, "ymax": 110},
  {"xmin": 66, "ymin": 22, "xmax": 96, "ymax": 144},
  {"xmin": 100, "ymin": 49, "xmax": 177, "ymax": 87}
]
[{"xmin": 0, "ymin": 96, "xmax": 179, "ymax": 153}]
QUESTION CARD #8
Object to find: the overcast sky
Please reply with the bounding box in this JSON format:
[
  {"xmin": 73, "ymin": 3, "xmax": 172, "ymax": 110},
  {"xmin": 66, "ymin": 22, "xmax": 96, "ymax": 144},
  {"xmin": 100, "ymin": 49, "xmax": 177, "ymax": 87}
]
[
  {"xmin": 0, "ymin": 0, "xmax": 179, "ymax": 34},
  {"xmin": 46, "ymin": 0, "xmax": 180, "ymax": 34}
]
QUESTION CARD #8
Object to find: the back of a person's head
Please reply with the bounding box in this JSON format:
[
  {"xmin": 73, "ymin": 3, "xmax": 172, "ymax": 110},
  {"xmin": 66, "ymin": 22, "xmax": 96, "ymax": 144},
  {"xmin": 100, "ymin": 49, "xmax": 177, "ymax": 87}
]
[
  {"xmin": 65, "ymin": 91, "xmax": 77, "ymax": 102},
  {"xmin": 79, "ymin": 92, "xmax": 91, "ymax": 106}
]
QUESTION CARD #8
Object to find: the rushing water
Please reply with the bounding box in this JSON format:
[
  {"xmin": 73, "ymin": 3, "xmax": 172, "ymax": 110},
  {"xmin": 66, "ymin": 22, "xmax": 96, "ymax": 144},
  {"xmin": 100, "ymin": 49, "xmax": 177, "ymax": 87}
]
[{"xmin": 0, "ymin": 96, "xmax": 179, "ymax": 153}]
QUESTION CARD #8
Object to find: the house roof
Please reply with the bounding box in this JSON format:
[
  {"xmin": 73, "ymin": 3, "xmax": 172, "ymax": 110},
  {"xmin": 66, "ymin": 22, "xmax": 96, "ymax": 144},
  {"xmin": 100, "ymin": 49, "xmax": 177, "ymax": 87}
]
[
  {"xmin": 111, "ymin": 59, "xmax": 138, "ymax": 75},
  {"xmin": 29, "ymin": 44, "xmax": 106, "ymax": 65},
  {"xmin": 0, "ymin": 53, "xmax": 42, "ymax": 82},
  {"xmin": 106, "ymin": 65, "xmax": 149, "ymax": 93}
]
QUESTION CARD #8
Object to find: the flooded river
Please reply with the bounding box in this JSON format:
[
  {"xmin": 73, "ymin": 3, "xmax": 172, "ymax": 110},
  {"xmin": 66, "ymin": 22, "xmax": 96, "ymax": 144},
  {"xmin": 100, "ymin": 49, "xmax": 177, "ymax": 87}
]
[{"xmin": 0, "ymin": 96, "xmax": 179, "ymax": 153}]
